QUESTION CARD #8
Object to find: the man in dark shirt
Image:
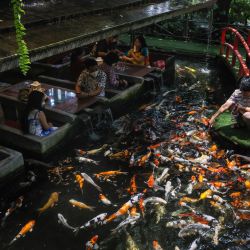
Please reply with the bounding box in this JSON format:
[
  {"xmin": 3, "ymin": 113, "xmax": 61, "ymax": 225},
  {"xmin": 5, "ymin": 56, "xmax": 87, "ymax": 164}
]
[{"xmin": 96, "ymin": 36, "xmax": 123, "ymax": 58}]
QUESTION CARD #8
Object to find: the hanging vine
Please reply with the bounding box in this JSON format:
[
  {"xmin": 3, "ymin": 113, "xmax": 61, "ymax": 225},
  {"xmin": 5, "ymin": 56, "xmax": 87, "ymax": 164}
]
[{"xmin": 11, "ymin": 0, "xmax": 31, "ymax": 75}]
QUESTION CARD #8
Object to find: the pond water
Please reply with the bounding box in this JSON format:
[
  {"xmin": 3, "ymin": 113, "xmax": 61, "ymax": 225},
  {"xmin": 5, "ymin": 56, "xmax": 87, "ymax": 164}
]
[{"xmin": 0, "ymin": 57, "xmax": 249, "ymax": 250}]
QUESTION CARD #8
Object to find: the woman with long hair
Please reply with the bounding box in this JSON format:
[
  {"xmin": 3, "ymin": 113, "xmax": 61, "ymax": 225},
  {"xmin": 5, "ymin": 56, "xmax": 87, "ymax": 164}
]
[
  {"xmin": 22, "ymin": 91, "xmax": 57, "ymax": 136},
  {"xmin": 122, "ymin": 35, "xmax": 150, "ymax": 66}
]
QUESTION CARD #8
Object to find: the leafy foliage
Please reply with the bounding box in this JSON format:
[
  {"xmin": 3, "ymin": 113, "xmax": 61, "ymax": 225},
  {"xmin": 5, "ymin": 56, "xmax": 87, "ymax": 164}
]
[
  {"xmin": 229, "ymin": 0, "xmax": 250, "ymax": 25},
  {"xmin": 11, "ymin": 0, "xmax": 30, "ymax": 75}
]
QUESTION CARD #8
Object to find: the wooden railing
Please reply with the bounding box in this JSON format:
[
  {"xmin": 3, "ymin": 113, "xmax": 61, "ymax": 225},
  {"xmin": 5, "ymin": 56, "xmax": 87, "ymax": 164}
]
[{"xmin": 220, "ymin": 27, "xmax": 250, "ymax": 77}]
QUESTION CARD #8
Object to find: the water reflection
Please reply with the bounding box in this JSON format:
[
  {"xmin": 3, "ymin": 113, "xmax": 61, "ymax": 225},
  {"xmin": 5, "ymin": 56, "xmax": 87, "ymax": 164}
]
[{"xmin": 45, "ymin": 87, "xmax": 76, "ymax": 107}]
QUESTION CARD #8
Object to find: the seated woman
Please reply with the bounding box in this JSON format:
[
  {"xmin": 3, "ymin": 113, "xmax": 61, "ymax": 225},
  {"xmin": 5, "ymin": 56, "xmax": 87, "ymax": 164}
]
[
  {"xmin": 209, "ymin": 76, "xmax": 250, "ymax": 129},
  {"xmin": 75, "ymin": 58, "xmax": 107, "ymax": 98},
  {"xmin": 122, "ymin": 35, "xmax": 150, "ymax": 66},
  {"xmin": 99, "ymin": 52, "xmax": 128, "ymax": 89},
  {"xmin": 23, "ymin": 91, "xmax": 57, "ymax": 137}
]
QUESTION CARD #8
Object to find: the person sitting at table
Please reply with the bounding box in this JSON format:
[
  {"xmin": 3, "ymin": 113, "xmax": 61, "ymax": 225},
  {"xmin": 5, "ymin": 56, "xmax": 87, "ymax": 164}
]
[
  {"xmin": 99, "ymin": 52, "xmax": 128, "ymax": 89},
  {"xmin": 209, "ymin": 76, "xmax": 250, "ymax": 129},
  {"xmin": 95, "ymin": 35, "xmax": 123, "ymax": 58},
  {"xmin": 22, "ymin": 90, "xmax": 57, "ymax": 137},
  {"xmin": 75, "ymin": 58, "xmax": 107, "ymax": 98},
  {"xmin": 121, "ymin": 35, "xmax": 150, "ymax": 66}
]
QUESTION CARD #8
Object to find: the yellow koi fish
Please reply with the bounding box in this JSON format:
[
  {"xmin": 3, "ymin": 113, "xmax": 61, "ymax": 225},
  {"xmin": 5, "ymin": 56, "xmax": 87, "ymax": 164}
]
[
  {"xmin": 38, "ymin": 192, "xmax": 59, "ymax": 214},
  {"xmin": 69, "ymin": 199, "xmax": 95, "ymax": 211}
]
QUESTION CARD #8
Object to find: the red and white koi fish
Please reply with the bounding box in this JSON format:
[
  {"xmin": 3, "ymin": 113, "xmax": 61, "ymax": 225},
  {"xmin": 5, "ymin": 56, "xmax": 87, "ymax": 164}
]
[{"xmin": 86, "ymin": 235, "xmax": 99, "ymax": 250}]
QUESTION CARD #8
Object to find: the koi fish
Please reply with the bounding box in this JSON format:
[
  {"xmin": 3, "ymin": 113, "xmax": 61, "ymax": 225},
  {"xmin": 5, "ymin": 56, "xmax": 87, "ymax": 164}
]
[
  {"xmin": 147, "ymin": 174, "xmax": 155, "ymax": 188},
  {"xmin": 75, "ymin": 157, "xmax": 99, "ymax": 165},
  {"xmin": 153, "ymin": 240, "xmax": 163, "ymax": 250},
  {"xmin": 138, "ymin": 152, "xmax": 151, "ymax": 167},
  {"xmin": 199, "ymin": 189, "xmax": 213, "ymax": 200},
  {"xmin": 188, "ymin": 238, "xmax": 200, "ymax": 250},
  {"xmin": 69, "ymin": 199, "xmax": 95, "ymax": 211},
  {"xmin": 94, "ymin": 171, "xmax": 128, "ymax": 180},
  {"xmin": 129, "ymin": 153, "xmax": 135, "ymax": 167},
  {"xmin": 139, "ymin": 197, "xmax": 145, "ymax": 217},
  {"xmin": 210, "ymin": 201, "xmax": 225, "ymax": 213},
  {"xmin": 9, "ymin": 220, "xmax": 35, "ymax": 245},
  {"xmin": 178, "ymin": 223, "xmax": 210, "ymax": 238},
  {"xmin": 105, "ymin": 193, "xmax": 143, "ymax": 223},
  {"xmin": 129, "ymin": 207, "xmax": 138, "ymax": 217},
  {"xmin": 188, "ymin": 111, "xmax": 198, "ymax": 115},
  {"xmin": 76, "ymin": 144, "xmax": 108, "ymax": 156},
  {"xmin": 127, "ymin": 175, "xmax": 137, "ymax": 195},
  {"xmin": 111, "ymin": 213, "xmax": 140, "ymax": 234},
  {"xmin": 99, "ymin": 194, "xmax": 112, "ymax": 206},
  {"xmin": 86, "ymin": 235, "xmax": 99, "ymax": 250},
  {"xmin": 76, "ymin": 213, "xmax": 107, "ymax": 232},
  {"xmin": 155, "ymin": 168, "xmax": 170, "ymax": 184},
  {"xmin": 75, "ymin": 174, "xmax": 84, "ymax": 194},
  {"xmin": 81, "ymin": 173, "xmax": 102, "ymax": 192},
  {"xmin": 180, "ymin": 197, "xmax": 199, "ymax": 203},
  {"xmin": 165, "ymin": 181, "xmax": 173, "ymax": 202},
  {"xmin": 58, "ymin": 213, "xmax": 78, "ymax": 231},
  {"xmin": 1, "ymin": 196, "xmax": 24, "ymax": 227},
  {"xmin": 37, "ymin": 192, "xmax": 59, "ymax": 214},
  {"xmin": 166, "ymin": 219, "xmax": 189, "ymax": 229},
  {"xmin": 109, "ymin": 149, "xmax": 130, "ymax": 160}
]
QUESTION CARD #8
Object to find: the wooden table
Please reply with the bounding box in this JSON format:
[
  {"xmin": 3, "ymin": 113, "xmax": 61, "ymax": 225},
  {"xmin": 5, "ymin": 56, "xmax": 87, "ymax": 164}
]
[
  {"xmin": 114, "ymin": 63, "xmax": 155, "ymax": 78},
  {"xmin": 0, "ymin": 81, "xmax": 97, "ymax": 114}
]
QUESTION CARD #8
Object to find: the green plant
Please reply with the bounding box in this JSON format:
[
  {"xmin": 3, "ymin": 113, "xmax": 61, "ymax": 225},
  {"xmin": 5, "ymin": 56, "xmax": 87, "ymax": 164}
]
[
  {"xmin": 12, "ymin": 0, "xmax": 30, "ymax": 75},
  {"xmin": 229, "ymin": 0, "xmax": 250, "ymax": 25}
]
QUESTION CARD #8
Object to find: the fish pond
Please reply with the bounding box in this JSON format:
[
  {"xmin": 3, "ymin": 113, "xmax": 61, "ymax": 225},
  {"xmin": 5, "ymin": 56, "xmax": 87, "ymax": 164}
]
[{"xmin": 0, "ymin": 57, "xmax": 249, "ymax": 250}]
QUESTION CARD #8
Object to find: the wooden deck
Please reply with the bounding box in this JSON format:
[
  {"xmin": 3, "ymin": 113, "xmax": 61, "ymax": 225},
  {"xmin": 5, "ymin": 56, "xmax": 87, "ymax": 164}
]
[{"xmin": 0, "ymin": 0, "xmax": 216, "ymax": 72}]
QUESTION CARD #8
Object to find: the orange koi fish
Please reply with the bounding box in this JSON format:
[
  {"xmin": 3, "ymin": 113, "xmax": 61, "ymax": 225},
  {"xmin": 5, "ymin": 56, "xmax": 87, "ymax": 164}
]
[
  {"xmin": 75, "ymin": 174, "xmax": 84, "ymax": 194},
  {"xmin": 69, "ymin": 199, "xmax": 95, "ymax": 211},
  {"xmin": 147, "ymin": 174, "xmax": 155, "ymax": 188},
  {"xmin": 38, "ymin": 192, "xmax": 59, "ymax": 214},
  {"xmin": 153, "ymin": 240, "xmax": 163, "ymax": 250},
  {"xmin": 210, "ymin": 201, "xmax": 224, "ymax": 211},
  {"xmin": 188, "ymin": 111, "xmax": 197, "ymax": 115},
  {"xmin": 209, "ymin": 144, "xmax": 217, "ymax": 152},
  {"xmin": 230, "ymin": 192, "xmax": 242, "ymax": 199},
  {"xmin": 86, "ymin": 235, "xmax": 99, "ymax": 250},
  {"xmin": 127, "ymin": 175, "xmax": 137, "ymax": 195},
  {"xmin": 200, "ymin": 117, "xmax": 210, "ymax": 126},
  {"xmin": 129, "ymin": 207, "xmax": 138, "ymax": 217},
  {"xmin": 9, "ymin": 220, "xmax": 35, "ymax": 245},
  {"xmin": 109, "ymin": 150, "xmax": 130, "ymax": 160},
  {"xmin": 138, "ymin": 152, "xmax": 152, "ymax": 167},
  {"xmin": 226, "ymin": 159, "xmax": 236, "ymax": 168},
  {"xmin": 99, "ymin": 194, "xmax": 112, "ymax": 206},
  {"xmin": 237, "ymin": 212, "xmax": 250, "ymax": 220},
  {"xmin": 209, "ymin": 181, "xmax": 227, "ymax": 188},
  {"xmin": 139, "ymin": 197, "xmax": 145, "ymax": 217},
  {"xmin": 245, "ymin": 180, "xmax": 250, "ymax": 189},
  {"xmin": 147, "ymin": 141, "xmax": 166, "ymax": 150},
  {"xmin": 94, "ymin": 171, "xmax": 128, "ymax": 180},
  {"xmin": 105, "ymin": 202, "xmax": 131, "ymax": 223}
]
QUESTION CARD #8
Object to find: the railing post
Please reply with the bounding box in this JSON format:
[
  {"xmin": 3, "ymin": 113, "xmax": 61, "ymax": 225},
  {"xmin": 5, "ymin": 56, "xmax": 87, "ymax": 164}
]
[
  {"xmin": 232, "ymin": 34, "xmax": 238, "ymax": 66},
  {"xmin": 220, "ymin": 28, "xmax": 226, "ymax": 55}
]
